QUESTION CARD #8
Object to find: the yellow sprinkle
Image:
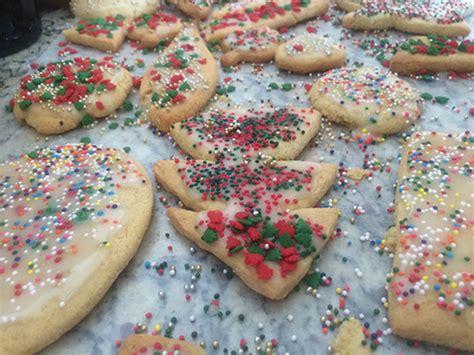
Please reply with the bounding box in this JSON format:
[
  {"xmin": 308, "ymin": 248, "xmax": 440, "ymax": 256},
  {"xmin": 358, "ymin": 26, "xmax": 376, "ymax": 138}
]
[
  {"xmin": 336, "ymin": 287, "xmax": 342, "ymax": 294},
  {"xmin": 155, "ymin": 324, "xmax": 161, "ymax": 332},
  {"xmin": 453, "ymin": 230, "xmax": 459, "ymax": 235},
  {"xmin": 435, "ymin": 263, "xmax": 442, "ymax": 269},
  {"xmin": 28, "ymin": 270, "xmax": 33, "ymax": 275},
  {"xmin": 450, "ymin": 282, "xmax": 457, "ymax": 289},
  {"xmin": 422, "ymin": 276, "xmax": 428, "ymax": 282},
  {"xmin": 383, "ymin": 302, "xmax": 388, "ymax": 308}
]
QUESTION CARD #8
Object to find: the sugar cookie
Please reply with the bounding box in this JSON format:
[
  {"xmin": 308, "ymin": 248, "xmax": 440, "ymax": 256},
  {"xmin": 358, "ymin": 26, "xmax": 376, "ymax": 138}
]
[
  {"xmin": 70, "ymin": 0, "xmax": 159, "ymax": 19},
  {"xmin": 308, "ymin": 66, "xmax": 422, "ymax": 135},
  {"xmin": 11, "ymin": 58, "xmax": 132, "ymax": 135},
  {"xmin": 126, "ymin": 12, "xmax": 183, "ymax": 49},
  {"xmin": 140, "ymin": 26, "xmax": 218, "ymax": 132},
  {"xmin": 0, "ymin": 144, "xmax": 153, "ymax": 354},
  {"xmin": 331, "ymin": 319, "xmax": 371, "ymax": 355},
  {"xmin": 168, "ymin": 207, "xmax": 339, "ymax": 299},
  {"xmin": 220, "ymin": 27, "xmax": 283, "ymax": 67},
  {"xmin": 170, "ymin": 106, "xmax": 321, "ymax": 160},
  {"xmin": 205, "ymin": 0, "xmax": 329, "ymax": 42},
  {"xmin": 63, "ymin": 15, "xmax": 129, "ymax": 52},
  {"xmin": 275, "ymin": 34, "xmax": 346, "ymax": 73},
  {"xmin": 390, "ymin": 35, "xmax": 474, "ymax": 75},
  {"xmin": 388, "ymin": 131, "xmax": 473, "ymax": 351},
  {"xmin": 342, "ymin": 1, "xmax": 471, "ymax": 37},
  {"xmin": 154, "ymin": 158, "xmax": 337, "ymax": 211}
]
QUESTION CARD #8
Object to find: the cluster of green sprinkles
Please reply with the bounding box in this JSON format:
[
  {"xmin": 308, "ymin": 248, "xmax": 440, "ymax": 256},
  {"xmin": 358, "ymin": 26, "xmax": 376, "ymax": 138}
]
[
  {"xmin": 177, "ymin": 107, "xmax": 312, "ymax": 158},
  {"xmin": 75, "ymin": 15, "xmax": 125, "ymax": 38},
  {"xmin": 388, "ymin": 131, "xmax": 473, "ymax": 316},
  {"xmin": 0, "ymin": 144, "xmax": 145, "ymax": 322},
  {"xmin": 176, "ymin": 157, "xmax": 315, "ymax": 211},
  {"xmin": 147, "ymin": 28, "xmax": 209, "ymax": 108}
]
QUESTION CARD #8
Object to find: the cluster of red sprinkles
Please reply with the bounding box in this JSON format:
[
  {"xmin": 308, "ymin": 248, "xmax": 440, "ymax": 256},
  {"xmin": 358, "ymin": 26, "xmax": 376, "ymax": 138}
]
[{"xmin": 128, "ymin": 12, "xmax": 179, "ymax": 32}]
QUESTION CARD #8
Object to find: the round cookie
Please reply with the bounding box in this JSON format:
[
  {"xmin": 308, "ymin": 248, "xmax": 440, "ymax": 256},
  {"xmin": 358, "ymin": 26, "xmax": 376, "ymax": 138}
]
[
  {"xmin": 126, "ymin": 12, "xmax": 183, "ymax": 49},
  {"xmin": 10, "ymin": 58, "xmax": 132, "ymax": 135},
  {"xmin": 0, "ymin": 144, "xmax": 153, "ymax": 354},
  {"xmin": 308, "ymin": 66, "xmax": 423, "ymax": 135},
  {"xmin": 70, "ymin": 0, "xmax": 159, "ymax": 19},
  {"xmin": 275, "ymin": 33, "xmax": 346, "ymax": 74}
]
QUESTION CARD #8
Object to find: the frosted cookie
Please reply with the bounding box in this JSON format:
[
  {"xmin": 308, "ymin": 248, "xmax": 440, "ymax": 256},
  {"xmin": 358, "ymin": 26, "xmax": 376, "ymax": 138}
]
[
  {"xmin": 335, "ymin": 0, "xmax": 362, "ymax": 12},
  {"xmin": 11, "ymin": 57, "xmax": 133, "ymax": 135},
  {"xmin": 170, "ymin": 106, "xmax": 321, "ymax": 160},
  {"xmin": 118, "ymin": 334, "xmax": 205, "ymax": 355},
  {"xmin": 168, "ymin": 207, "xmax": 339, "ymax": 299},
  {"xmin": 205, "ymin": 0, "xmax": 330, "ymax": 42},
  {"xmin": 139, "ymin": 26, "xmax": 218, "ymax": 132},
  {"xmin": 275, "ymin": 34, "xmax": 346, "ymax": 74},
  {"xmin": 220, "ymin": 27, "xmax": 283, "ymax": 67},
  {"xmin": 388, "ymin": 131, "xmax": 474, "ymax": 351},
  {"xmin": 154, "ymin": 158, "xmax": 337, "ymax": 211},
  {"xmin": 71, "ymin": 0, "xmax": 159, "ymax": 19},
  {"xmin": 308, "ymin": 66, "xmax": 422, "ymax": 135},
  {"xmin": 331, "ymin": 319, "xmax": 371, "ymax": 355},
  {"xmin": 390, "ymin": 35, "xmax": 474, "ymax": 75},
  {"xmin": 126, "ymin": 12, "xmax": 183, "ymax": 49},
  {"xmin": 170, "ymin": 0, "xmax": 214, "ymax": 20},
  {"xmin": 0, "ymin": 144, "xmax": 153, "ymax": 354},
  {"xmin": 342, "ymin": 0, "xmax": 471, "ymax": 37},
  {"xmin": 63, "ymin": 15, "xmax": 129, "ymax": 52}
]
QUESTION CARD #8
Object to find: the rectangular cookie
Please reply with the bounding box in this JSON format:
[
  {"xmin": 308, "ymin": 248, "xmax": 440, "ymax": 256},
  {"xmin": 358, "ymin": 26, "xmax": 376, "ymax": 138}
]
[{"xmin": 388, "ymin": 131, "xmax": 473, "ymax": 351}]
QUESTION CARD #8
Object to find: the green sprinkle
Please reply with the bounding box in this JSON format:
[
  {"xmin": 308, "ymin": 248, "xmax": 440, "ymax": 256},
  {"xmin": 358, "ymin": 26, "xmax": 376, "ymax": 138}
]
[
  {"xmin": 268, "ymin": 82, "xmax": 279, "ymax": 90},
  {"xmin": 80, "ymin": 136, "xmax": 91, "ymax": 144},
  {"xmin": 281, "ymin": 83, "xmax": 293, "ymax": 91},
  {"xmin": 420, "ymin": 92, "xmax": 433, "ymax": 100},
  {"xmin": 122, "ymin": 100, "xmax": 133, "ymax": 111},
  {"xmin": 20, "ymin": 100, "xmax": 32, "ymax": 110},
  {"xmin": 74, "ymin": 102, "xmax": 85, "ymax": 111},
  {"xmin": 202, "ymin": 228, "xmax": 218, "ymax": 243},
  {"xmin": 123, "ymin": 146, "xmax": 131, "ymax": 153},
  {"xmin": 304, "ymin": 272, "xmax": 323, "ymax": 288},
  {"xmin": 109, "ymin": 122, "xmax": 119, "ymax": 130},
  {"xmin": 81, "ymin": 114, "xmax": 94, "ymax": 126},
  {"xmin": 435, "ymin": 96, "xmax": 449, "ymax": 105}
]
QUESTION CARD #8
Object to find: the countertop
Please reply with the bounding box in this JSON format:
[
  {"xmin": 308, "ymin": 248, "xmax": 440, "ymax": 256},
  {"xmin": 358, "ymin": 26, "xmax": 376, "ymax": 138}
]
[{"xmin": 0, "ymin": 4, "xmax": 473, "ymax": 355}]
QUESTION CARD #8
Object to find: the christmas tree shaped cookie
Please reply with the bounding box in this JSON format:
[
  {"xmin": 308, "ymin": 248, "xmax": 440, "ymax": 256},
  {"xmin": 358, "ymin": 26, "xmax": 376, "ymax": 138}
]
[
  {"xmin": 154, "ymin": 158, "xmax": 337, "ymax": 211},
  {"xmin": 390, "ymin": 35, "xmax": 474, "ymax": 75},
  {"xmin": 169, "ymin": 106, "xmax": 321, "ymax": 160},
  {"xmin": 156, "ymin": 154, "xmax": 339, "ymax": 299},
  {"xmin": 140, "ymin": 26, "xmax": 218, "ymax": 132},
  {"xmin": 205, "ymin": 0, "xmax": 330, "ymax": 42},
  {"xmin": 126, "ymin": 12, "xmax": 183, "ymax": 48},
  {"xmin": 63, "ymin": 15, "xmax": 130, "ymax": 52},
  {"xmin": 10, "ymin": 57, "xmax": 132, "ymax": 135}
]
